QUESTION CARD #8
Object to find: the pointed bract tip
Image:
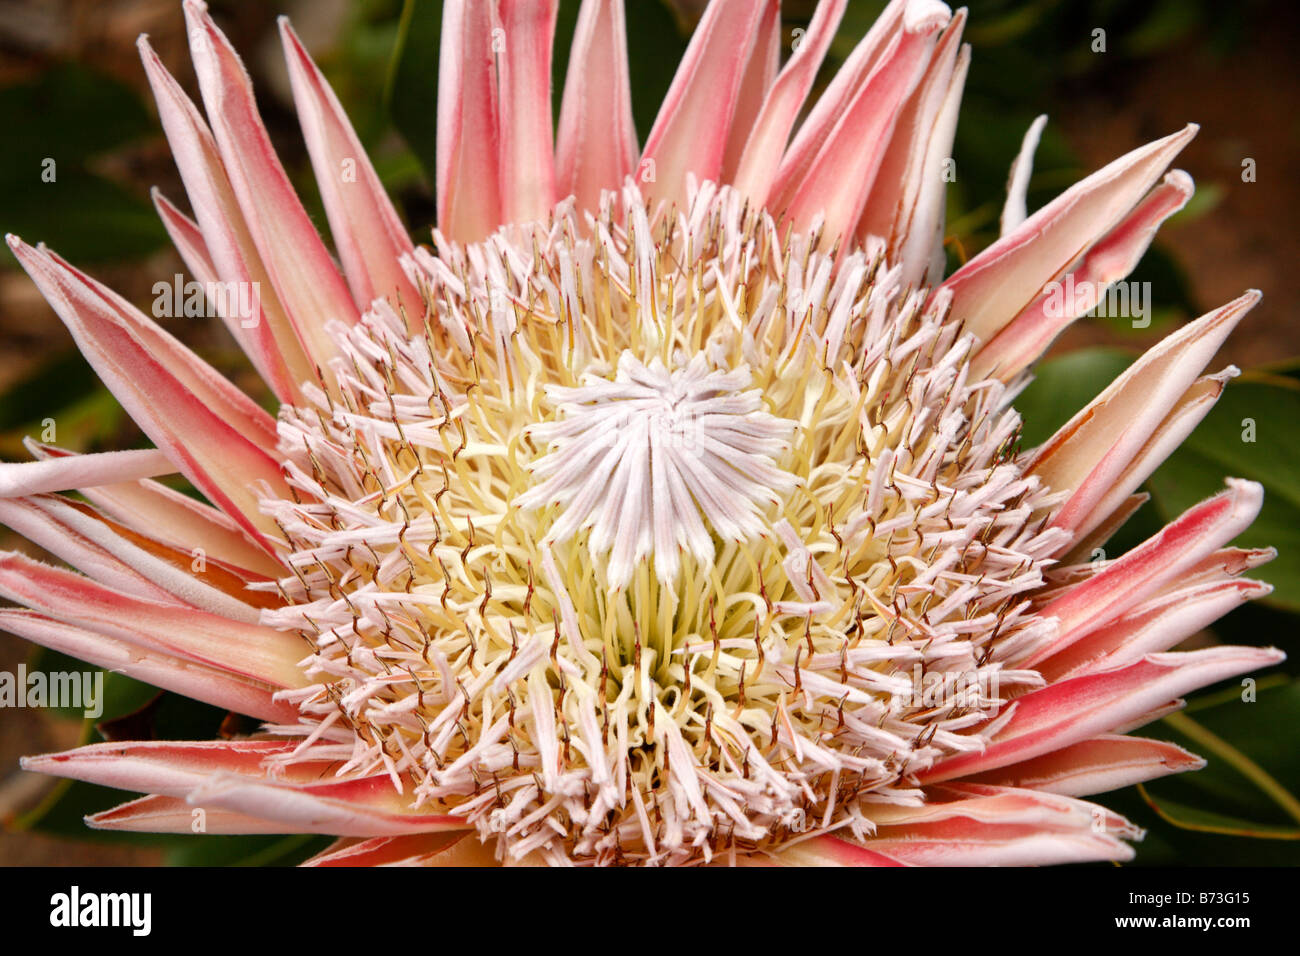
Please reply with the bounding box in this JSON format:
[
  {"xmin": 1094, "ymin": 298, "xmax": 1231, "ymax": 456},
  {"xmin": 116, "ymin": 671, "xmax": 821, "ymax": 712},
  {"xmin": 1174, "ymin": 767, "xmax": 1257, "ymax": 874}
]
[
  {"xmin": 1256, "ymin": 646, "xmax": 1286, "ymax": 665},
  {"xmin": 1199, "ymin": 289, "xmax": 1262, "ymax": 334},
  {"xmin": 17, "ymin": 750, "xmax": 65, "ymax": 773},
  {"xmin": 136, "ymin": 34, "xmax": 169, "ymax": 73},
  {"xmin": 1164, "ymin": 168, "xmax": 1194, "ymax": 194},
  {"xmin": 1149, "ymin": 123, "xmax": 1198, "ymax": 155},
  {"xmin": 1245, "ymin": 579, "xmax": 1275, "ymax": 598},
  {"xmin": 277, "ymin": 15, "xmax": 300, "ymax": 48},
  {"xmin": 1222, "ymin": 476, "xmax": 1265, "ymax": 509},
  {"xmin": 182, "ymin": 0, "xmax": 218, "ymax": 46},
  {"xmin": 278, "ymin": 17, "xmax": 312, "ymax": 70},
  {"xmin": 903, "ymin": 0, "xmax": 952, "ymax": 33}
]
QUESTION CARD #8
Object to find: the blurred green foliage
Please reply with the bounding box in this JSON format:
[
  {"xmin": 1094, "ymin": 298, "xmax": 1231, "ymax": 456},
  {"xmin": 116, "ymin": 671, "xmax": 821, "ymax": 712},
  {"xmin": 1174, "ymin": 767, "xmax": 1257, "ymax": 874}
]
[{"xmin": 0, "ymin": 64, "xmax": 166, "ymax": 264}]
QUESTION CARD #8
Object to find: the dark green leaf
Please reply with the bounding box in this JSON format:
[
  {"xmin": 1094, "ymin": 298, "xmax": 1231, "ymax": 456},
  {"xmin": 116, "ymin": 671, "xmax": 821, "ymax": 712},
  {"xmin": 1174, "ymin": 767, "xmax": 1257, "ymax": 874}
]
[
  {"xmin": 0, "ymin": 64, "xmax": 165, "ymax": 265},
  {"xmin": 0, "ymin": 351, "xmax": 102, "ymax": 434},
  {"xmin": 1098, "ymin": 681, "xmax": 1300, "ymax": 864},
  {"xmin": 622, "ymin": 0, "xmax": 689, "ymax": 142},
  {"xmin": 1, "ymin": 172, "xmax": 165, "ymax": 266},
  {"xmin": 165, "ymin": 833, "xmax": 332, "ymax": 867},
  {"xmin": 386, "ymin": 0, "xmax": 442, "ymax": 182},
  {"xmin": 0, "ymin": 64, "xmax": 154, "ymax": 181},
  {"xmin": 1138, "ymin": 787, "xmax": 1300, "ymax": 840}
]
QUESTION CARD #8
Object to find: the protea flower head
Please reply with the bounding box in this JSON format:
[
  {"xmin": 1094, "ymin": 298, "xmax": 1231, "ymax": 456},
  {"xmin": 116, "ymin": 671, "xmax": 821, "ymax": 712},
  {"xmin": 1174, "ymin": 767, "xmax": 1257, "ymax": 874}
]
[{"xmin": 0, "ymin": 0, "xmax": 1281, "ymax": 867}]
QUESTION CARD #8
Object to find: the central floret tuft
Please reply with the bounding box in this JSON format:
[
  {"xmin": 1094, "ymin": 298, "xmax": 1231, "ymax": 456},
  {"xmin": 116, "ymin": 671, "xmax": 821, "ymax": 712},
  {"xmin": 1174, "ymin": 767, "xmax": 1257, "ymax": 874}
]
[{"xmin": 518, "ymin": 351, "xmax": 797, "ymax": 586}]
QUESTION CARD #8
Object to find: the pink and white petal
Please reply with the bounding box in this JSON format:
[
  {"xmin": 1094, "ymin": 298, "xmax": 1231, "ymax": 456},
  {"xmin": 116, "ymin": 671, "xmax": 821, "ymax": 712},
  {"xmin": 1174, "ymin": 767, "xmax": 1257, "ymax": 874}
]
[
  {"xmin": 152, "ymin": 186, "xmax": 215, "ymax": 275},
  {"xmin": 1061, "ymin": 491, "xmax": 1148, "ymax": 566},
  {"xmin": 53, "ymin": 496, "xmax": 281, "ymax": 608},
  {"xmin": 1111, "ymin": 699, "xmax": 1188, "ymax": 735},
  {"xmin": 771, "ymin": 0, "xmax": 908, "ymax": 202},
  {"xmin": 1063, "ymin": 368, "xmax": 1236, "ymax": 544},
  {"xmin": 775, "ymin": 11, "xmax": 947, "ymax": 244},
  {"xmin": 1095, "ymin": 546, "xmax": 1268, "ymax": 585},
  {"xmin": 303, "ymin": 834, "xmax": 447, "ymax": 866},
  {"xmin": 14, "ymin": 243, "xmax": 277, "ymax": 454},
  {"xmin": 1068, "ymin": 168, "xmax": 1195, "ymax": 297},
  {"xmin": 279, "ymin": 18, "xmax": 420, "ymax": 313},
  {"xmin": 718, "ymin": 0, "xmax": 782, "ymax": 185},
  {"xmin": 865, "ymin": 820, "xmax": 1134, "ymax": 865},
  {"xmin": 21, "ymin": 739, "xmax": 308, "ymax": 798},
  {"xmin": 999, "ymin": 114, "xmax": 1048, "ymax": 236},
  {"xmin": 0, "ymin": 448, "xmax": 173, "ymax": 498},
  {"xmin": 920, "ymin": 646, "xmax": 1284, "ymax": 784},
  {"xmin": 437, "ymin": 0, "xmax": 502, "ymax": 242},
  {"xmin": 1179, "ymin": 545, "xmax": 1276, "ymax": 586},
  {"xmin": 0, "ymin": 494, "xmax": 265, "ymax": 622},
  {"xmin": 186, "ymin": 773, "xmax": 467, "ymax": 837},
  {"xmin": 730, "ymin": 0, "xmax": 848, "ymax": 207},
  {"xmin": 941, "ymin": 124, "xmax": 1197, "ymax": 342},
  {"xmin": 1029, "ymin": 290, "xmax": 1253, "ymax": 546},
  {"xmin": 860, "ymin": 785, "xmax": 1140, "ymax": 864},
  {"xmin": 856, "ymin": 10, "xmax": 966, "ymax": 261},
  {"xmin": 1042, "ymin": 576, "xmax": 1272, "ymax": 681},
  {"xmin": 87, "ymin": 794, "xmax": 301, "ymax": 833},
  {"xmin": 909, "ymin": 43, "xmax": 970, "ymax": 288},
  {"xmin": 966, "ymin": 735, "xmax": 1205, "ymax": 798},
  {"xmin": 152, "ymin": 187, "xmax": 296, "ymax": 378},
  {"xmin": 975, "ymin": 170, "xmax": 1196, "ymax": 380},
  {"xmin": 7, "ymin": 238, "xmax": 291, "ymax": 542},
  {"xmin": 83, "ymin": 481, "xmax": 281, "ymax": 580},
  {"xmin": 303, "ymin": 832, "xmax": 496, "ymax": 867},
  {"xmin": 497, "ymin": 0, "xmax": 559, "ymax": 225},
  {"xmin": 555, "ymin": 0, "xmax": 638, "ymax": 214},
  {"xmin": 183, "ymin": 1, "xmax": 357, "ymax": 371},
  {"xmin": 24, "ymin": 442, "xmax": 283, "ymax": 576},
  {"xmin": 0, "ymin": 609, "xmax": 295, "ymax": 722},
  {"xmin": 139, "ymin": 37, "xmax": 313, "ymax": 402},
  {"xmin": 1024, "ymin": 480, "xmax": 1264, "ymax": 666},
  {"xmin": 639, "ymin": 0, "xmax": 770, "ymax": 212},
  {"xmin": 1070, "ymin": 168, "xmax": 1194, "ymax": 289},
  {"xmin": 769, "ymin": 790, "xmax": 1138, "ymax": 863},
  {"xmin": 0, "ymin": 552, "xmax": 307, "ymax": 690},
  {"xmin": 87, "ymin": 794, "xmax": 303, "ymax": 834},
  {"xmin": 152, "ymin": 188, "xmax": 216, "ymax": 285},
  {"xmin": 0, "ymin": 495, "xmax": 190, "ymax": 606},
  {"xmin": 769, "ymin": 835, "xmax": 907, "ymax": 866},
  {"xmin": 873, "ymin": 783, "xmax": 1136, "ymax": 831}
]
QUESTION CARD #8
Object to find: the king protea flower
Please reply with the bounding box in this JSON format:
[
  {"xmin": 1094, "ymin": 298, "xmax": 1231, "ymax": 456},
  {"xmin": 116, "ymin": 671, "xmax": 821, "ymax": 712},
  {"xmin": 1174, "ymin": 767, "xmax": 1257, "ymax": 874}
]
[{"xmin": 0, "ymin": 0, "xmax": 1281, "ymax": 867}]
